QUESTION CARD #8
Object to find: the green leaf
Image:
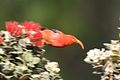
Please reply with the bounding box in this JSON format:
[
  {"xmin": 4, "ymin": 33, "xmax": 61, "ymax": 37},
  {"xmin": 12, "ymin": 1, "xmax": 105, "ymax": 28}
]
[
  {"xmin": 31, "ymin": 57, "xmax": 40, "ymax": 64},
  {"xmin": 22, "ymin": 52, "xmax": 33, "ymax": 62}
]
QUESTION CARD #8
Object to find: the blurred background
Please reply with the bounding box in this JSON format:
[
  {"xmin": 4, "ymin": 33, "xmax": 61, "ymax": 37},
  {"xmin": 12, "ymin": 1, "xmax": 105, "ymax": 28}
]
[{"xmin": 0, "ymin": 0, "xmax": 120, "ymax": 80}]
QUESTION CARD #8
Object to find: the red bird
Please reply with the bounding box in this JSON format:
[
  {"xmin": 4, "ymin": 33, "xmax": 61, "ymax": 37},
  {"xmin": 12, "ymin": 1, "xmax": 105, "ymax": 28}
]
[{"xmin": 41, "ymin": 29, "xmax": 84, "ymax": 49}]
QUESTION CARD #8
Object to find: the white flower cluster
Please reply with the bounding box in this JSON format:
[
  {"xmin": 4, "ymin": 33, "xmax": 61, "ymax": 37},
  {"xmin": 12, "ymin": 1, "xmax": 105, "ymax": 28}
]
[
  {"xmin": 45, "ymin": 62, "xmax": 60, "ymax": 76},
  {"xmin": 84, "ymin": 48, "xmax": 114, "ymax": 63},
  {"xmin": 84, "ymin": 40, "xmax": 120, "ymax": 80},
  {"xmin": 84, "ymin": 40, "xmax": 120, "ymax": 64}
]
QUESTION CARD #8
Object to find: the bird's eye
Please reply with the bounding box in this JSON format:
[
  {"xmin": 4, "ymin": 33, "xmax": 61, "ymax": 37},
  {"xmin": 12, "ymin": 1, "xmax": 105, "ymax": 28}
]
[{"xmin": 41, "ymin": 27, "xmax": 47, "ymax": 30}]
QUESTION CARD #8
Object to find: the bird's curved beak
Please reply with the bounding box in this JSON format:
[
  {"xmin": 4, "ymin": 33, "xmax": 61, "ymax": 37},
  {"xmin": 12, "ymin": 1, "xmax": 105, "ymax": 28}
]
[{"xmin": 76, "ymin": 39, "xmax": 84, "ymax": 49}]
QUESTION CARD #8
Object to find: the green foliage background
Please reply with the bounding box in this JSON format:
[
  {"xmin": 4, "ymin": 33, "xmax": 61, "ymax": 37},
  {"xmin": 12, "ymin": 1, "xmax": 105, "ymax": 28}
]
[{"xmin": 0, "ymin": 0, "xmax": 119, "ymax": 80}]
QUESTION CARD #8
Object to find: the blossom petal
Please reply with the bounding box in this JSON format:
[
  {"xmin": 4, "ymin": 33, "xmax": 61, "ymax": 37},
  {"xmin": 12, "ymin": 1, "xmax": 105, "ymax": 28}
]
[
  {"xmin": 22, "ymin": 21, "xmax": 41, "ymax": 32},
  {"xmin": 29, "ymin": 32, "xmax": 44, "ymax": 47},
  {"xmin": 5, "ymin": 21, "xmax": 22, "ymax": 35}
]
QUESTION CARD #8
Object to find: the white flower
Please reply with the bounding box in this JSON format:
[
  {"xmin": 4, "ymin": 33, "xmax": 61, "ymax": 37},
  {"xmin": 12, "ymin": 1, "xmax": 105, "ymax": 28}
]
[
  {"xmin": 40, "ymin": 72, "xmax": 50, "ymax": 80},
  {"xmin": 45, "ymin": 62, "xmax": 60, "ymax": 74},
  {"xmin": 104, "ymin": 40, "xmax": 120, "ymax": 51},
  {"xmin": 3, "ymin": 60, "xmax": 15, "ymax": 70},
  {"xmin": 114, "ymin": 74, "xmax": 120, "ymax": 79},
  {"xmin": 104, "ymin": 61, "xmax": 114, "ymax": 74},
  {"xmin": 19, "ymin": 38, "xmax": 31, "ymax": 47},
  {"xmin": 84, "ymin": 48, "xmax": 114, "ymax": 63},
  {"xmin": 1, "ymin": 31, "xmax": 12, "ymax": 42},
  {"xmin": 31, "ymin": 74, "xmax": 41, "ymax": 79},
  {"xmin": 15, "ymin": 64, "xmax": 28, "ymax": 72},
  {"xmin": 0, "ymin": 48, "xmax": 4, "ymax": 54}
]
